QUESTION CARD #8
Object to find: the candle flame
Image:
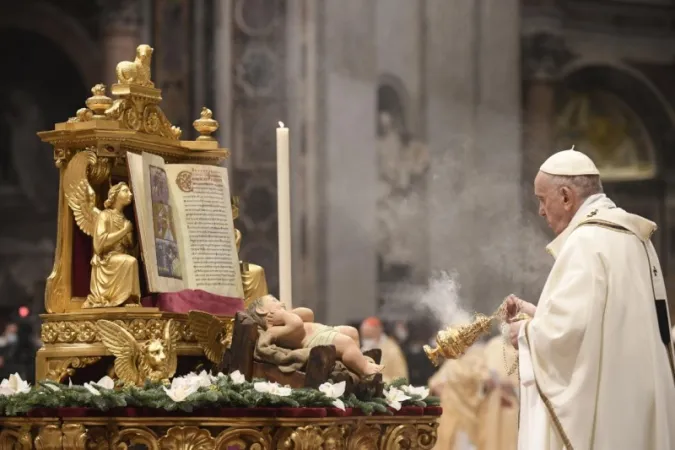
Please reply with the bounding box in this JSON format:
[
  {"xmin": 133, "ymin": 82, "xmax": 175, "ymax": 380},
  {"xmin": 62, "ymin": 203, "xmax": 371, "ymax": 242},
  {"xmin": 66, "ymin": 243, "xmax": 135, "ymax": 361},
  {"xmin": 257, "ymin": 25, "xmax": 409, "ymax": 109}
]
[{"xmin": 278, "ymin": 121, "xmax": 285, "ymax": 128}]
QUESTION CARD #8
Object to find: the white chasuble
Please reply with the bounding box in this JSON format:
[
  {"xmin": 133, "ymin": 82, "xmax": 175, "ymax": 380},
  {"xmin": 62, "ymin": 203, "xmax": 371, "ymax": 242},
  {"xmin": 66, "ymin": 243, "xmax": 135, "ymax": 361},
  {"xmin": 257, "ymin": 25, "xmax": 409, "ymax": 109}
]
[{"xmin": 518, "ymin": 194, "xmax": 675, "ymax": 450}]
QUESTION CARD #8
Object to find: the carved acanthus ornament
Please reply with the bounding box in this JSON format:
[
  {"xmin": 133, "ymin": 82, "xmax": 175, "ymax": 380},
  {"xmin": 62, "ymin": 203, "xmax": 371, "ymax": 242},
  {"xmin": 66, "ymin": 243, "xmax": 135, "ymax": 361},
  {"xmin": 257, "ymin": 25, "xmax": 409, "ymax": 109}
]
[
  {"xmin": 44, "ymin": 357, "xmax": 102, "ymax": 383},
  {"xmin": 41, "ymin": 317, "xmax": 196, "ymax": 344},
  {"xmin": 276, "ymin": 425, "xmax": 324, "ymax": 449},
  {"xmin": 0, "ymin": 417, "xmax": 439, "ymax": 449}
]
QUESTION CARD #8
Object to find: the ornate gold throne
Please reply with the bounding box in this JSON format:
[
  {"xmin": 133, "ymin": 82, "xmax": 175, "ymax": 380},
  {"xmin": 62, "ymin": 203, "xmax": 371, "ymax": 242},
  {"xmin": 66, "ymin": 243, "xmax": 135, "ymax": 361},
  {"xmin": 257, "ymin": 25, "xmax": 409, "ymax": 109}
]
[{"xmin": 34, "ymin": 46, "xmax": 251, "ymax": 383}]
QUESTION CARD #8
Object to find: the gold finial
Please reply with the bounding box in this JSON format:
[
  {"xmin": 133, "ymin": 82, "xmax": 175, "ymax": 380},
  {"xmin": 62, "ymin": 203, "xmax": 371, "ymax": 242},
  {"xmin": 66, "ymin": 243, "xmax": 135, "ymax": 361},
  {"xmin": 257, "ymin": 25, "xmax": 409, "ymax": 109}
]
[
  {"xmin": 85, "ymin": 84, "xmax": 113, "ymax": 119},
  {"xmin": 193, "ymin": 107, "xmax": 219, "ymax": 141}
]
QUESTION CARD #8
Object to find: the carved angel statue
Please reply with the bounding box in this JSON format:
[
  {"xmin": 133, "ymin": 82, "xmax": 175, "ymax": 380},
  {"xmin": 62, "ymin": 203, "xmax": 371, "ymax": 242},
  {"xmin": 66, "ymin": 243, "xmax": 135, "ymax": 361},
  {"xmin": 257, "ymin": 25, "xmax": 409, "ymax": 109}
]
[
  {"xmin": 97, "ymin": 319, "xmax": 177, "ymax": 386},
  {"xmin": 187, "ymin": 311, "xmax": 232, "ymax": 366},
  {"xmin": 232, "ymin": 196, "xmax": 268, "ymax": 305},
  {"xmin": 63, "ymin": 151, "xmax": 141, "ymax": 308}
]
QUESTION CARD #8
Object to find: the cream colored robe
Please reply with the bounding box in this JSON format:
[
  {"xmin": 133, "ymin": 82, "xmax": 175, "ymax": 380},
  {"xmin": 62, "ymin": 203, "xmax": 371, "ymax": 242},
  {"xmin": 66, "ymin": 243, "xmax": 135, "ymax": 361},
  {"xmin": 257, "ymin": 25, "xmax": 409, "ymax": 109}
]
[
  {"xmin": 379, "ymin": 335, "xmax": 409, "ymax": 383},
  {"xmin": 518, "ymin": 194, "xmax": 675, "ymax": 450},
  {"xmin": 430, "ymin": 344, "xmax": 488, "ymax": 449},
  {"xmin": 477, "ymin": 337, "xmax": 519, "ymax": 450}
]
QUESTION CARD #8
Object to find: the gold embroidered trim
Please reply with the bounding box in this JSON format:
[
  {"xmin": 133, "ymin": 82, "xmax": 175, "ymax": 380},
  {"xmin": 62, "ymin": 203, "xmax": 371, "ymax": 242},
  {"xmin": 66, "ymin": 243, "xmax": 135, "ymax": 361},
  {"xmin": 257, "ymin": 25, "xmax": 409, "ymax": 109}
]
[
  {"xmin": 577, "ymin": 220, "xmax": 632, "ymax": 234},
  {"xmin": 524, "ymin": 322, "xmax": 574, "ymax": 450}
]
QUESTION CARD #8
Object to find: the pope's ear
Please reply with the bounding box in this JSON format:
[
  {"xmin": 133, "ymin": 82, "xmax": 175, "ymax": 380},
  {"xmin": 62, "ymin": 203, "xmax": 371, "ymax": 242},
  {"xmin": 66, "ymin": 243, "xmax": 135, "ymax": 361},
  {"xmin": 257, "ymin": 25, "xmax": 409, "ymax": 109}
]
[
  {"xmin": 255, "ymin": 306, "xmax": 267, "ymax": 315},
  {"xmin": 560, "ymin": 186, "xmax": 573, "ymax": 204}
]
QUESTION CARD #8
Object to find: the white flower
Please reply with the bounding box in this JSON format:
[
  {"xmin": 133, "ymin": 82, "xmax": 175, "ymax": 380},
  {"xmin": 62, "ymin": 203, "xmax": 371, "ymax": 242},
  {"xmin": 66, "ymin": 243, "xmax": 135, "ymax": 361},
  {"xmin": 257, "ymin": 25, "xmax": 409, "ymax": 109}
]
[
  {"xmin": 401, "ymin": 385, "xmax": 429, "ymax": 400},
  {"xmin": 209, "ymin": 372, "xmax": 227, "ymax": 382},
  {"xmin": 163, "ymin": 377, "xmax": 200, "ymax": 402},
  {"xmin": 176, "ymin": 371, "xmax": 212, "ymax": 389},
  {"xmin": 83, "ymin": 383, "xmax": 101, "ymax": 396},
  {"xmin": 383, "ymin": 387, "xmax": 410, "ymax": 411},
  {"xmin": 94, "ymin": 376, "xmax": 115, "ymax": 390},
  {"xmin": 229, "ymin": 370, "xmax": 246, "ymax": 385},
  {"xmin": 45, "ymin": 383, "xmax": 60, "ymax": 392},
  {"xmin": 0, "ymin": 373, "xmax": 31, "ymax": 396},
  {"xmin": 253, "ymin": 381, "xmax": 292, "ymax": 397},
  {"xmin": 319, "ymin": 381, "xmax": 346, "ymax": 410},
  {"xmin": 192, "ymin": 371, "xmax": 214, "ymax": 388}
]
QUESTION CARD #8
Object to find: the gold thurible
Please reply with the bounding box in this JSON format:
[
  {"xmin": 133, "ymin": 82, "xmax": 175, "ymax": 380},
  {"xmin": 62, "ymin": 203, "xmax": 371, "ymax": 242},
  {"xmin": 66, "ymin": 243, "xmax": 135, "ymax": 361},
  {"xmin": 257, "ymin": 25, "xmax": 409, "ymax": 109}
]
[
  {"xmin": 424, "ymin": 302, "xmax": 531, "ymax": 366},
  {"xmin": 424, "ymin": 313, "xmax": 494, "ymax": 366}
]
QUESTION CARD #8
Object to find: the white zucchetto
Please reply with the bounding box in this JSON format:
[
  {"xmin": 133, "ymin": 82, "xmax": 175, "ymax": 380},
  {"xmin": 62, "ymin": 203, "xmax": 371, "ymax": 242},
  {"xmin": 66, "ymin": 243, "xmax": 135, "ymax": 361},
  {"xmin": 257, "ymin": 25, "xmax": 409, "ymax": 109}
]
[{"xmin": 539, "ymin": 146, "xmax": 600, "ymax": 176}]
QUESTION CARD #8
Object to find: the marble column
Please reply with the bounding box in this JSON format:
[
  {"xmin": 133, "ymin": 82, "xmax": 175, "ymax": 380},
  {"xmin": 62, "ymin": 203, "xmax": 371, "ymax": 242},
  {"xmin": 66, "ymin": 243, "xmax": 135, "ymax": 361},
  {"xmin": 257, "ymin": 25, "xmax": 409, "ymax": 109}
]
[
  {"xmin": 426, "ymin": 0, "xmax": 481, "ymax": 315},
  {"xmin": 426, "ymin": 0, "xmax": 523, "ymax": 316},
  {"xmin": 318, "ymin": 0, "xmax": 379, "ymax": 325},
  {"xmin": 100, "ymin": 0, "xmax": 141, "ymax": 89},
  {"xmin": 472, "ymin": 0, "xmax": 523, "ymax": 311}
]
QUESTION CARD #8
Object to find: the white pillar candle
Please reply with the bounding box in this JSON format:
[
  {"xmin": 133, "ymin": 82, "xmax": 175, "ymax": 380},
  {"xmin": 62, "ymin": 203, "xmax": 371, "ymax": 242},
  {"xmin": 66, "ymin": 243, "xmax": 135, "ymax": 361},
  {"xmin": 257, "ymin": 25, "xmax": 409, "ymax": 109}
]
[{"xmin": 276, "ymin": 122, "xmax": 292, "ymax": 309}]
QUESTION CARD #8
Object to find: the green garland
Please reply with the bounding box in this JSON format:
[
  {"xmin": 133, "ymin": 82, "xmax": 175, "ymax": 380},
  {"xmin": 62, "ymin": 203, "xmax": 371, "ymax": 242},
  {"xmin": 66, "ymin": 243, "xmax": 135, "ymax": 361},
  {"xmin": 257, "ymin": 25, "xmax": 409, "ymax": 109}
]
[{"xmin": 0, "ymin": 377, "xmax": 439, "ymax": 417}]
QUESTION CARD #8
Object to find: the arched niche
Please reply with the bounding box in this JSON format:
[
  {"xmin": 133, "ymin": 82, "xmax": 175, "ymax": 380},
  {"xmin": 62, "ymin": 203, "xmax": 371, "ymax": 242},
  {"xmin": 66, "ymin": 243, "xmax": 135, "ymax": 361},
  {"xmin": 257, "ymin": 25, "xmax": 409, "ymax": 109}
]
[
  {"xmin": 555, "ymin": 65, "xmax": 672, "ymax": 182},
  {"xmin": 0, "ymin": 3, "xmax": 101, "ymax": 88},
  {"xmin": 377, "ymin": 75, "xmax": 410, "ymax": 137},
  {"xmin": 0, "ymin": 28, "xmax": 87, "ymax": 218},
  {"xmin": 376, "ymin": 76, "xmax": 429, "ymax": 289}
]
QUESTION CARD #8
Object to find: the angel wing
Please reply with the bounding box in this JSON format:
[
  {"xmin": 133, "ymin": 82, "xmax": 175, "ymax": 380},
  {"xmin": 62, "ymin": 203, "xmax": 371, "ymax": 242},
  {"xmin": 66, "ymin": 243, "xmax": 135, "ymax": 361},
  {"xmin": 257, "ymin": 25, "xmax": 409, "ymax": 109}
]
[
  {"xmin": 97, "ymin": 320, "xmax": 140, "ymax": 385},
  {"xmin": 187, "ymin": 311, "xmax": 227, "ymax": 364},
  {"xmin": 163, "ymin": 319, "xmax": 178, "ymax": 377},
  {"xmin": 63, "ymin": 150, "xmax": 100, "ymax": 236}
]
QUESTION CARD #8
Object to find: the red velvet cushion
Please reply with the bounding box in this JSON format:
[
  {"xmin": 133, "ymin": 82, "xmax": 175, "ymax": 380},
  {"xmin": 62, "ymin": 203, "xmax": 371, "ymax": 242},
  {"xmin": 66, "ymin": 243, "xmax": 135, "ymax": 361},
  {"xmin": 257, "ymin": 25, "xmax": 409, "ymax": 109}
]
[
  {"xmin": 142, "ymin": 290, "xmax": 244, "ymax": 315},
  {"xmin": 423, "ymin": 406, "xmax": 443, "ymax": 416},
  {"xmin": 326, "ymin": 407, "xmax": 353, "ymax": 417},
  {"xmin": 25, "ymin": 405, "xmax": 442, "ymax": 418},
  {"xmin": 72, "ymin": 225, "xmax": 93, "ymax": 298}
]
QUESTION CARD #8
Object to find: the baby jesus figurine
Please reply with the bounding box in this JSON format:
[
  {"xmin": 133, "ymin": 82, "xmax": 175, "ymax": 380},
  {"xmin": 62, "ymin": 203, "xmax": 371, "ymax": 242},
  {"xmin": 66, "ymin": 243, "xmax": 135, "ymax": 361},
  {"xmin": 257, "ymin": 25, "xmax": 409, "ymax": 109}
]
[{"xmin": 248, "ymin": 295, "xmax": 384, "ymax": 377}]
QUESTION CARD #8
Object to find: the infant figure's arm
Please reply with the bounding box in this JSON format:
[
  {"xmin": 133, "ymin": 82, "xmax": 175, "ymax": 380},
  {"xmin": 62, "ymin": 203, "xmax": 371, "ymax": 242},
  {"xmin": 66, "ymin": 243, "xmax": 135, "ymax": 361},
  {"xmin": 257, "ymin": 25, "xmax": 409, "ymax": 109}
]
[
  {"xmin": 291, "ymin": 307, "xmax": 314, "ymax": 323},
  {"xmin": 265, "ymin": 311, "xmax": 304, "ymax": 343}
]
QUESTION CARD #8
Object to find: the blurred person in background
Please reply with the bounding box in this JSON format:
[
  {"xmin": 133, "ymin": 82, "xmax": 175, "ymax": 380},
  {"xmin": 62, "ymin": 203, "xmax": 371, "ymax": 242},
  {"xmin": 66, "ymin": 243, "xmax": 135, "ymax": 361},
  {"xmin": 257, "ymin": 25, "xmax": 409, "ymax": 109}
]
[
  {"xmin": 0, "ymin": 322, "xmax": 37, "ymax": 382},
  {"xmin": 360, "ymin": 316, "xmax": 408, "ymax": 382},
  {"xmin": 401, "ymin": 316, "xmax": 437, "ymax": 386},
  {"xmin": 428, "ymin": 333, "xmax": 518, "ymax": 450},
  {"xmin": 389, "ymin": 320, "xmax": 409, "ymax": 346},
  {"xmin": 0, "ymin": 322, "xmax": 18, "ymax": 348}
]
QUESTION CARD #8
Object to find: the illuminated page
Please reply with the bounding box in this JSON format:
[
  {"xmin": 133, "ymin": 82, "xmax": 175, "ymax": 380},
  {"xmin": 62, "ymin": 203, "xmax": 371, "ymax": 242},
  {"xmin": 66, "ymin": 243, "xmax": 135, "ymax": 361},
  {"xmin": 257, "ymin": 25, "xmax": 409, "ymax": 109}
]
[
  {"xmin": 127, "ymin": 152, "xmax": 186, "ymax": 293},
  {"xmin": 164, "ymin": 164, "xmax": 244, "ymax": 299}
]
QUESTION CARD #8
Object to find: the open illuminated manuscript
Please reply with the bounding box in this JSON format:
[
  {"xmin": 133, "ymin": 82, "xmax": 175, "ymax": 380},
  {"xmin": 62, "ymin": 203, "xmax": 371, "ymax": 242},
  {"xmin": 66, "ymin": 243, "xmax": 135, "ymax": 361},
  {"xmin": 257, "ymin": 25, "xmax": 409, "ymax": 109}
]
[{"xmin": 128, "ymin": 152, "xmax": 243, "ymax": 299}]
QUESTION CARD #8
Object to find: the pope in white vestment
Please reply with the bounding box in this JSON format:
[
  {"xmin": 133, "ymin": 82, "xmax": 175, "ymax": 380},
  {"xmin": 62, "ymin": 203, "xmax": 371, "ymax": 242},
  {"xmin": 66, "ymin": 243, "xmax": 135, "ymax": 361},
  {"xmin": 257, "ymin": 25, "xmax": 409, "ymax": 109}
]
[{"xmin": 506, "ymin": 148, "xmax": 675, "ymax": 450}]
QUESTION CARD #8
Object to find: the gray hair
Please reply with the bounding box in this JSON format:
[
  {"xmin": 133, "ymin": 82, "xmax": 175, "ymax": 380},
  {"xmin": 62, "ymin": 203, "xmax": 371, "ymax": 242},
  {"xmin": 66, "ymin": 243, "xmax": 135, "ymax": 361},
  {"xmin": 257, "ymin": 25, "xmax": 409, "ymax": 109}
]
[{"xmin": 548, "ymin": 174, "xmax": 603, "ymax": 200}]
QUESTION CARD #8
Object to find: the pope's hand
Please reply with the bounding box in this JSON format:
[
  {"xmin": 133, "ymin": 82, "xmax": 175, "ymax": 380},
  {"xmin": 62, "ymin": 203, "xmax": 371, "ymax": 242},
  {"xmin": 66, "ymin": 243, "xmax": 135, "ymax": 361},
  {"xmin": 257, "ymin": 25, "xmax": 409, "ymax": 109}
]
[
  {"xmin": 508, "ymin": 321, "xmax": 523, "ymax": 349},
  {"xmin": 504, "ymin": 294, "xmax": 537, "ymax": 321}
]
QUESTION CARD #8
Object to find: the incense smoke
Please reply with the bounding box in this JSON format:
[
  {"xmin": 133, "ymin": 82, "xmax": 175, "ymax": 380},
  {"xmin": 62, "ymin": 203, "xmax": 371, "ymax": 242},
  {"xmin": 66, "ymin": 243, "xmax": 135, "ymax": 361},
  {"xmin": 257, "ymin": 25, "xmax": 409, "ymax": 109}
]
[{"xmin": 416, "ymin": 271, "xmax": 472, "ymax": 326}]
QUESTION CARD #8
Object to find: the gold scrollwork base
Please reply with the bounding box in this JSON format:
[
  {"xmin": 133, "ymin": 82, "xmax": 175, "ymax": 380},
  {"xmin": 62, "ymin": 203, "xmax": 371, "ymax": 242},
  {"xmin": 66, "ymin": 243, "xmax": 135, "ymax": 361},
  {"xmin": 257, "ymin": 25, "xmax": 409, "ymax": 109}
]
[
  {"xmin": 0, "ymin": 416, "xmax": 439, "ymax": 450},
  {"xmin": 36, "ymin": 310, "xmax": 233, "ymax": 383}
]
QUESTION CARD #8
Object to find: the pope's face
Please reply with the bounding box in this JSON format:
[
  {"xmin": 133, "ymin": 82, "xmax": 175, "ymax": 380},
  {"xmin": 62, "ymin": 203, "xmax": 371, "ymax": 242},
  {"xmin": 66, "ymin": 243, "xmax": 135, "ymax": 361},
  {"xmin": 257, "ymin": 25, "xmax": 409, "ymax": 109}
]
[{"xmin": 534, "ymin": 172, "xmax": 576, "ymax": 236}]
